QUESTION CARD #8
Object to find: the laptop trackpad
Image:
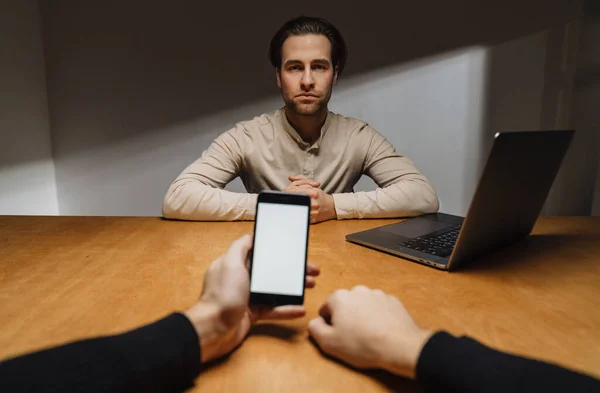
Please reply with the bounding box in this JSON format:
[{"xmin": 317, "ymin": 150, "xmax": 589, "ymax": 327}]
[{"xmin": 381, "ymin": 219, "xmax": 451, "ymax": 239}]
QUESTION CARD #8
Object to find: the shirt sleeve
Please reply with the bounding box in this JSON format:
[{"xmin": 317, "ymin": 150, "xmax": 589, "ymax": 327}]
[
  {"xmin": 162, "ymin": 125, "xmax": 258, "ymax": 221},
  {"xmin": 416, "ymin": 331, "xmax": 600, "ymax": 393},
  {"xmin": 332, "ymin": 127, "xmax": 439, "ymax": 219},
  {"xmin": 0, "ymin": 313, "xmax": 202, "ymax": 393}
]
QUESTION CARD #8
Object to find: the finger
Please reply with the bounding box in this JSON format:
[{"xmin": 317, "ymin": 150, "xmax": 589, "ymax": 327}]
[
  {"xmin": 306, "ymin": 263, "xmax": 320, "ymax": 276},
  {"xmin": 373, "ymin": 289, "xmax": 385, "ymax": 296},
  {"xmin": 352, "ymin": 285, "xmax": 371, "ymax": 294},
  {"xmin": 305, "ymin": 276, "xmax": 316, "ymax": 288},
  {"xmin": 293, "ymin": 184, "xmax": 317, "ymax": 192},
  {"xmin": 291, "ymin": 179, "xmax": 311, "ymax": 186},
  {"xmin": 322, "ymin": 289, "xmax": 348, "ymax": 316},
  {"xmin": 290, "ymin": 186, "xmax": 316, "ymax": 197},
  {"xmin": 230, "ymin": 233, "xmax": 253, "ymax": 254},
  {"xmin": 318, "ymin": 301, "xmax": 332, "ymax": 321},
  {"xmin": 254, "ymin": 305, "xmax": 306, "ymax": 320},
  {"xmin": 292, "ymin": 179, "xmax": 319, "ymax": 187},
  {"xmin": 235, "ymin": 311, "xmax": 254, "ymax": 343},
  {"xmin": 225, "ymin": 234, "xmax": 253, "ymax": 267},
  {"xmin": 289, "ymin": 175, "xmax": 308, "ymax": 181},
  {"xmin": 308, "ymin": 317, "xmax": 336, "ymax": 350},
  {"xmin": 289, "ymin": 175, "xmax": 320, "ymax": 187}
]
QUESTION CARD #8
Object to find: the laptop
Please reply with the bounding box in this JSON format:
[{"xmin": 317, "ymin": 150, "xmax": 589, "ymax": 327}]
[{"xmin": 345, "ymin": 130, "xmax": 574, "ymax": 271}]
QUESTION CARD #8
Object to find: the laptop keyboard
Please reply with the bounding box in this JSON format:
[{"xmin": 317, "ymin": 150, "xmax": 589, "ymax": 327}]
[{"xmin": 399, "ymin": 224, "xmax": 462, "ymax": 257}]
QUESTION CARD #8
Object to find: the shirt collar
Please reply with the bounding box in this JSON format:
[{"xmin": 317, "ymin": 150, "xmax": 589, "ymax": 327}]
[{"xmin": 279, "ymin": 108, "xmax": 332, "ymax": 149}]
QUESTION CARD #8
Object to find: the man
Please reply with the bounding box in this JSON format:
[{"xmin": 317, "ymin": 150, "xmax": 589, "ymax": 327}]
[
  {"xmin": 1, "ymin": 234, "xmax": 598, "ymax": 393},
  {"xmin": 162, "ymin": 16, "xmax": 439, "ymax": 223}
]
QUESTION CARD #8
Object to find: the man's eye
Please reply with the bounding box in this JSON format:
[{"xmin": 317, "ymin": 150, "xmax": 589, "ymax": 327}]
[{"xmin": 313, "ymin": 65, "xmax": 326, "ymax": 70}]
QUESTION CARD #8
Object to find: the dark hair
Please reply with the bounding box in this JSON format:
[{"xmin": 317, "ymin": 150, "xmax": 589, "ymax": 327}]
[{"xmin": 269, "ymin": 16, "xmax": 348, "ymax": 76}]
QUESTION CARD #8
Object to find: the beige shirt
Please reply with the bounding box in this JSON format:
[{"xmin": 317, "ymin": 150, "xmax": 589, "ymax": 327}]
[{"xmin": 163, "ymin": 109, "xmax": 439, "ymax": 221}]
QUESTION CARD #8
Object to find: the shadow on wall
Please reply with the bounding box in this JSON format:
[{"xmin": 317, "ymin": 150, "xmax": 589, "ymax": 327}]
[
  {"xmin": 585, "ymin": 0, "xmax": 600, "ymax": 216},
  {"xmin": 545, "ymin": 0, "xmax": 600, "ymax": 216},
  {"xmin": 38, "ymin": 0, "xmax": 582, "ymax": 158}
]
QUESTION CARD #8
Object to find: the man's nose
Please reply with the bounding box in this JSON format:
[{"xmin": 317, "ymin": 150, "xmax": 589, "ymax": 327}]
[{"xmin": 300, "ymin": 70, "xmax": 315, "ymax": 90}]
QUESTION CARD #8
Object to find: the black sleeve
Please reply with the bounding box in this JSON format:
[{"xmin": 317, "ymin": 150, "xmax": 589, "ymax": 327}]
[
  {"xmin": 0, "ymin": 312, "xmax": 202, "ymax": 393},
  {"xmin": 416, "ymin": 331, "xmax": 600, "ymax": 393}
]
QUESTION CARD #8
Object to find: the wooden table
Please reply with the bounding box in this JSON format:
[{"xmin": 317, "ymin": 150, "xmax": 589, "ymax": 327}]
[{"xmin": 1, "ymin": 216, "xmax": 599, "ymax": 391}]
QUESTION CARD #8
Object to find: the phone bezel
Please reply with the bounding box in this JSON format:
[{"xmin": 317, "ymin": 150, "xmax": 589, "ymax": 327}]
[{"xmin": 249, "ymin": 191, "xmax": 311, "ymax": 307}]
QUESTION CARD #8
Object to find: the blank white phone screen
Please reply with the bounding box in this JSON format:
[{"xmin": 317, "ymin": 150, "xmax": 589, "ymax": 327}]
[{"xmin": 250, "ymin": 202, "xmax": 309, "ymax": 296}]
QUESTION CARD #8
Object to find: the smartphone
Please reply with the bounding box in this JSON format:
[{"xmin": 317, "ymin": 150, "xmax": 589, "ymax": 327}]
[{"xmin": 249, "ymin": 190, "xmax": 311, "ymax": 307}]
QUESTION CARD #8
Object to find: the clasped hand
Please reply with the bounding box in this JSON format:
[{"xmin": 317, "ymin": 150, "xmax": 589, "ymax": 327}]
[{"xmin": 283, "ymin": 175, "xmax": 337, "ymax": 223}]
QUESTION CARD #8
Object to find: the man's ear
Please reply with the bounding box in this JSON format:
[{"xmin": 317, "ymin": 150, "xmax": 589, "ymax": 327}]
[
  {"xmin": 333, "ymin": 66, "xmax": 339, "ymax": 86},
  {"xmin": 276, "ymin": 68, "xmax": 282, "ymax": 88}
]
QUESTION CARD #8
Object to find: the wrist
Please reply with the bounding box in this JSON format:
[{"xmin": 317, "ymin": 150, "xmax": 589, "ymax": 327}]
[
  {"xmin": 184, "ymin": 301, "xmax": 229, "ymax": 363},
  {"xmin": 383, "ymin": 329, "xmax": 434, "ymax": 379},
  {"xmin": 327, "ymin": 194, "xmax": 337, "ymax": 220}
]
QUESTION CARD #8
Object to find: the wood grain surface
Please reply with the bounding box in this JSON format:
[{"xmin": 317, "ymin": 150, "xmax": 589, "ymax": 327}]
[{"xmin": 1, "ymin": 216, "xmax": 599, "ymax": 392}]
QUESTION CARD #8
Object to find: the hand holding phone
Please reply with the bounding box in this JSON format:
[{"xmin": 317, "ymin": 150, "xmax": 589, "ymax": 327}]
[
  {"xmin": 249, "ymin": 191, "xmax": 311, "ymax": 306},
  {"xmin": 187, "ymin": 232, "xmax": 318, "ymax": 363}
]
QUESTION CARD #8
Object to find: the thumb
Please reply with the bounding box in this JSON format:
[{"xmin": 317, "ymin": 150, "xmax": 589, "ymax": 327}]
[
  {"xmin": 289, "ymin": 175, "xmax": 307, "ymax": 181},
  {"xmin": 308, "ymin": 317, "xmax": 336, "ymax": 348},
  {"xmin": 225, "ymin": 234, "xmax": 253, "ymax": 266}
]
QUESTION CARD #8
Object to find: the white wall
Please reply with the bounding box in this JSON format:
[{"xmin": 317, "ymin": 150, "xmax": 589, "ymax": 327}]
[
  {"xmin": 334, "ymin": 47, "xmax": 489, "ymax": 215},
  {"xmin": 338, "ymin": 30, "xmax": 549, "ymax": 216},
  {"xmin": 38, "ymin": 0, "xmax": 585, "ymax": 217},
  {"xmin": 0, "ymin": 0, "xmax": 58, "ymax": 215}
]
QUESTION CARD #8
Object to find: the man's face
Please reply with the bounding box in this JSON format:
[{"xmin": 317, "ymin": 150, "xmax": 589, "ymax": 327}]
[{"xmin": 277, "ymin": 34, "xmax": 338, "ymax": 116}]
